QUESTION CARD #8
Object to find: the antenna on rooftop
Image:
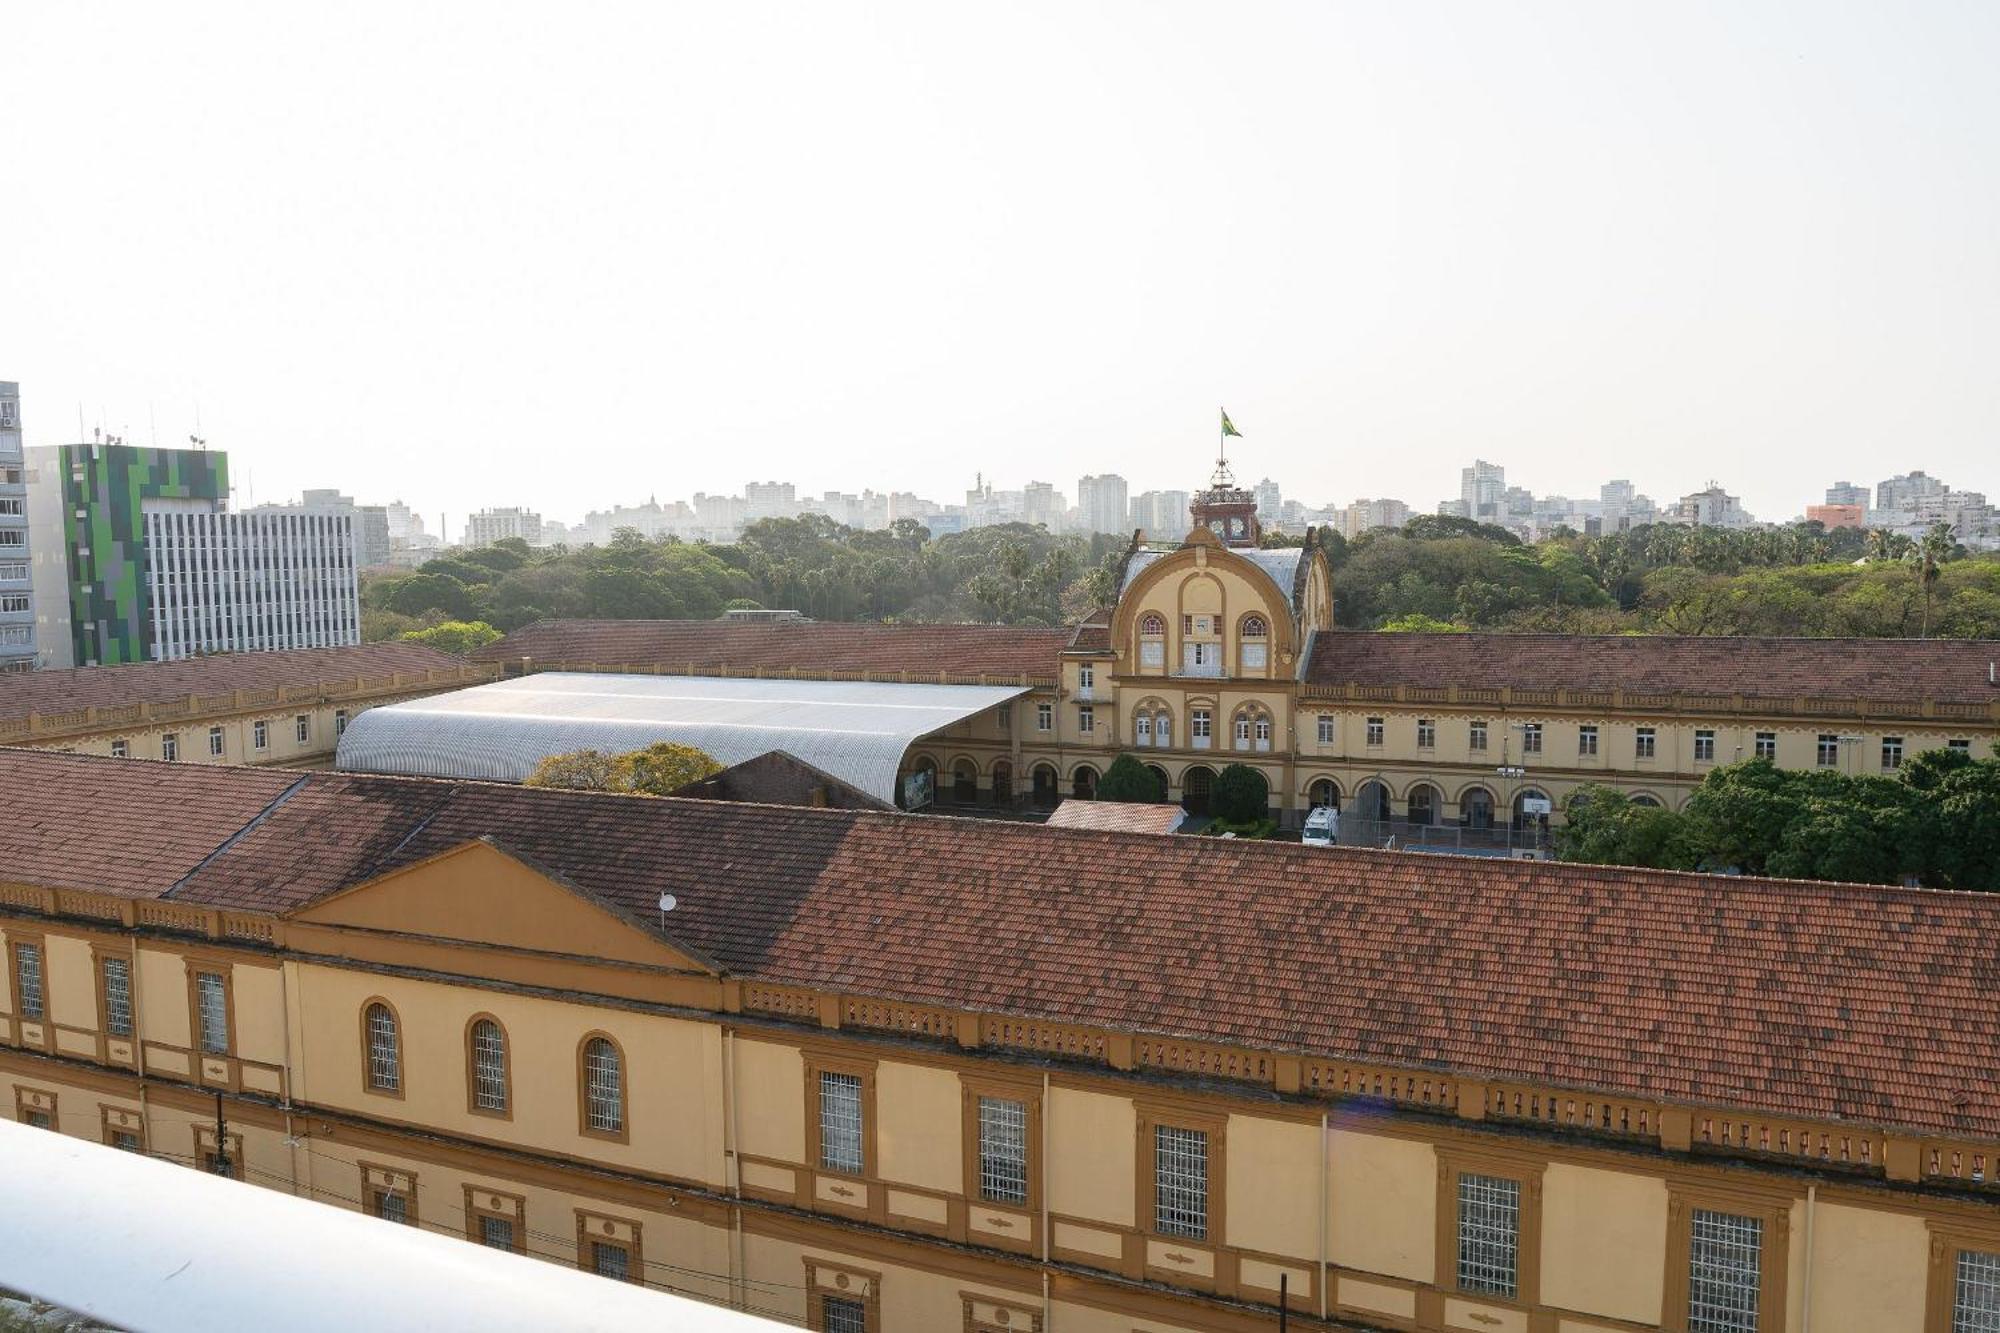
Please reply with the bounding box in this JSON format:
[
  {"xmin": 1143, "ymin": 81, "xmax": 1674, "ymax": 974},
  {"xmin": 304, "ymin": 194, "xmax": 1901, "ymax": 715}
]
[{"xmin": 657, "ymin": 892, "xmax": 678, "ymax": 932}]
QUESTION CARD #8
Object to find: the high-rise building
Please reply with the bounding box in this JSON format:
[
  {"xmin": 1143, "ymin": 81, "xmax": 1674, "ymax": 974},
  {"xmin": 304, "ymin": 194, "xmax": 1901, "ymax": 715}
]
[
  {"xmin": 1825, "ymin": 481, "xmax": 1869, "ymax": 508},
  {"xmin": 1675, "ymin": 483, "xmax": 1755, "ymax": 529},
  {"xmin": 253, "ymin": 489, "xmax": 392, "ymax": 569},
  {"xmin": 1075, "ymin": 474, "xmax": 1128, "ymax": 535},
  {"xmin": 1460, "ymin": 459, "xmax": 1506, "ymax": 520},
  {"xmin": 1022, "ymin": 481, "xmax": 1064, "ymax": 532},
  {"xmin": 1339, "ymin": 497, "xmax": 1410, "ymax": 540},
  {"xmin": 461, "ymin": 507, "xmax": 544, "ymax": 548},
  {"xmin": 1126, "ymin": 489, "xmax": 1190, "ymax": 538},
  {"xmin": 0, "ymin": 382, "xmax": 33, "ymax": 671},
  {"xmin": 25, "ymin": 441, "xmax": 359, "ymax": 666},
  {"xmin": 1252, "ymin": 478, "xmax": 1282, "ymax": 525},
  {"xmin": 1877, "ymin": 471, "xmax": 1947, "ymax": 513}
]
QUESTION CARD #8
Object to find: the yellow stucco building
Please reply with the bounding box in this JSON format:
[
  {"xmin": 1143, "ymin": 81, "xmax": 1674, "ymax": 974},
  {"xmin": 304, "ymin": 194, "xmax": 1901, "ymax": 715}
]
[{"xmin": 4, "ymin": 748, "xmax": 2000, "ymax": 1331}]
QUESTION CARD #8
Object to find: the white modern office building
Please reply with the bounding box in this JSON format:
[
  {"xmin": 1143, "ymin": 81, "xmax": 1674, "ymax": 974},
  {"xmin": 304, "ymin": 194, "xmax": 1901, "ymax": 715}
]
[
  {"xmin": 0, "ymin": 383, "xmax": 31, "ymax": 670},
  {"xmin": 143, "ymin": 508, "xmax": 360, "ymax": 659}
]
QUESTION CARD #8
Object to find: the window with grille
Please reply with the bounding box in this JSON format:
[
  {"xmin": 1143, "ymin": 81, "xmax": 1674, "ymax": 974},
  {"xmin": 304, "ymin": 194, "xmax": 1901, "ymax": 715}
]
[
  {"xmin": 821, "ymin": 1295, "xmax": 867, "ymax": 1333},
  {"xmin": 1686, "ymin": 1208, "xmax": 1761, "ymax": 1332},
  {"xmin": 472, "ymin": 1020, "xmax": 508, "ymax": 1111},
  {"xmin": 23, "ymin": 1110, "xmax": 51, "ymax": 1130},
  {"xmin": 101, "ymin": 956, "xmax": 133, "ymax": 1037},
  {"xmin": 583, "ymin": 1037, "xmax": 623, "ymax": 1133},
  {"xmin": 373, "ymin": 1189, "xmax": 410, "ymax": 1225},
  {"xmin": 1882, "ymin": 736, "xmax": 1904, "ymax": 769},
  {"xmin": 1521, "ymin": 724, "xmax": 1542, "ymax": 754},
  {"xmin": 479, "ymin": 1215, "xmax": 515, "ymax": 1251},
  {"xmin": 1578, "ymin": 725, "xmax": 1598, "ymax": 756},
  {"xmin": 1956, "ymin": 1249, "xmax": 2000, "ymax": 1333},
  {"xmin": 196, "ymin": 972, "xmax": 229, "ymax": 1055},
  {"xmin": 591, "ymin": 1242, "xmax": 631, "ymax": 1281},
  {"xmin": 1317, "ymin": 715, "xmax": 1334, "ymax": 744},
  {"xmin": 1469, "ymin": 720, "xmax": 1488, "ymax": 751},
  {"xmin": 13, "ymin": 943, "xmax": 43, "ymax": 1019},
  {"xmin": 1365, "ymin": 717, "xmax": 1384, "ymax": 746},
  {"xmin": 1818, "ymin": 733, "xmax": 1839, "ymax": 766},
  {"xmin": 819, "ymin": 1071, "xmax": 864, "ymax": 1173},
  {"xmin": 1153, "ymin": 1125, "xmax": 1207, "ymax": 1239},
  {"xmin": 1695, "ymin": 729, "xmax": 1716, "ymax": 762},
  {"xmin": 365, "ymin": 1004, "xmax": 400, "ymax": 1092},
  {"xmin": 1456, "ymin": 1173, "xmax": 1519, "ymax": 1297},
  {"xmin": 978, "ymin": 1096, "xmax": 1028, "ymax": 1205},
  {"xmin": 1754, "ymin": 731, "xmax": 1776, "ymax": 761},
  {"xmin": 110, "ymin": 1130, "xmax": 140, "ymax": 1152}
]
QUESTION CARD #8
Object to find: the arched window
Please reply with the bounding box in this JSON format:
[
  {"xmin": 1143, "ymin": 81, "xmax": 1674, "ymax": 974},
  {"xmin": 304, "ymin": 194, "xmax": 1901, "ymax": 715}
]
[
  {"xmin": 1071, "ymin": 766, "xmax": 1098, "ymax": 800},
  {"xmin": 1308, "ymin": 778, "xmax": 1340, "ymax": 810},
  {"xmin": 1138, "ymin": 613, "xmax": 1166, "ymax": 668},
  {"xmin": 581, "ymin": 1035, "xmax": 625, "ymax": 1136},
  {"xmin": 1140, "ymin": 613, "xmax": 1166, "ymax": 636},
  {"xmin": 364, "ymin": 1002, "xmax": 400, "ymax": 1094},
  {"xmin": 1407, "ymin": 784, "xmax": 1439, "ymax": 826},
  {"xmin": 1239, "ymin": 615, "xmax": 1270, "ymax": 670},
  {"xmin": 1232, "ymin": 705, "xmax": 1273, "ymax": 752},
  {"xmin": 468, "ymin": 1016, "xmax": 509, "ymax": 1114}
]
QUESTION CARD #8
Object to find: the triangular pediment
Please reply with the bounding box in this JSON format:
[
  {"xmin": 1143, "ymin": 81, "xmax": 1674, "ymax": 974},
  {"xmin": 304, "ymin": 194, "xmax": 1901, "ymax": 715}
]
[{"xmin": 288, "ymin": 839, "xmax": 717, "ymax": 974}]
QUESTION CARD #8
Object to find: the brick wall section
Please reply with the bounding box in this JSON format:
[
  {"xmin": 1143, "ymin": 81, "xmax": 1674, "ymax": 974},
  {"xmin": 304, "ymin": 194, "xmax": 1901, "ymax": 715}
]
[{"xmin": 3, "ymin": 749, "xmax": 1998, "ymax": 1140}]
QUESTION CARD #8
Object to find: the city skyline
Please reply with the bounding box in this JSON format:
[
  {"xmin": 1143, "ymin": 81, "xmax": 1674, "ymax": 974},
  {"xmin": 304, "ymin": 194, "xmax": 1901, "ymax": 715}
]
[{"xmin": 4, "ymin": 4, "xmax": 1996, "ymax": 529}]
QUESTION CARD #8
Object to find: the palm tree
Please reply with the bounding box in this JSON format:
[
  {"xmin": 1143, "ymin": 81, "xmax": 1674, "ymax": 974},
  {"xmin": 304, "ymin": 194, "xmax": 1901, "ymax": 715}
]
[{"xmin": 1903, "ymin": 522, "xmax": 1956, "ymax": 637}]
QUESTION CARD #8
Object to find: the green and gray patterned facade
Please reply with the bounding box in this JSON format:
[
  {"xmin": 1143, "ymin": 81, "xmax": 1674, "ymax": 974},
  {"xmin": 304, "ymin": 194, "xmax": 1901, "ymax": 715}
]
[{"xmin": 27, "ymin": 445, "xmax": 228, "ymax": 666}]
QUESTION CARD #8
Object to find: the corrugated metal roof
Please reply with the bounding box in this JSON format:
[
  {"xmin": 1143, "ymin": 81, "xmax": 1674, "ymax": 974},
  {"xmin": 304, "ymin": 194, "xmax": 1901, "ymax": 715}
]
[
  {"xmin": 334, "ymin": 673, "xmax": 1029, "ymax": 801},
  {"xmin": 1120, "ymin": 545, "xmax": 1302, "ymax": 598}
]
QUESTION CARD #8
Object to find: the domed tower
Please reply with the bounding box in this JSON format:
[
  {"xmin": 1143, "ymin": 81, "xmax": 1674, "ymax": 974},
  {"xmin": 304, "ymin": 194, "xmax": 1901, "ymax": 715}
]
[{"xmin": 1188, "ymin": 452, "xmax": 1261, "ymax": 547}]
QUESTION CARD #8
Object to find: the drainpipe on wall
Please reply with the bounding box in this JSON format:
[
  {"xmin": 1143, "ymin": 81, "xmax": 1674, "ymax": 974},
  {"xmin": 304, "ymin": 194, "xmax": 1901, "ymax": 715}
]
[
  {"xmin": 1802, "ymin": 1184, "xmax": 1817, "ymax": 1331},
  {"xmin": 724, "ymin": 1027, "xmax": 746, "ymax": 1312},
  {"xmin": 1318, "ymin": 1111, "xmax": 1330, "ymax": 1322},
  {"xmin": 1042, "ymin": 1070, "xmax": 1052, "ymax": 1332}
]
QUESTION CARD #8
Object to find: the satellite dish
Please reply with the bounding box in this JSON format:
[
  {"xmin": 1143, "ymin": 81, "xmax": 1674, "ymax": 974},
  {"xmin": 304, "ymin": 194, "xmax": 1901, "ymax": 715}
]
[{"xmin": 657, "ymin": 893, "xmax": 678, "ymax": 914}]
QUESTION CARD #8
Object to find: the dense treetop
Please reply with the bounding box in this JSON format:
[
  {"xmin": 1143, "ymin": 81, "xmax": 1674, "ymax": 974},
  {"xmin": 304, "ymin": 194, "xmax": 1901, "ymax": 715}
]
[{"xmin": 362, "ymin": 515, "xmax": 2000, "ymax": 645}]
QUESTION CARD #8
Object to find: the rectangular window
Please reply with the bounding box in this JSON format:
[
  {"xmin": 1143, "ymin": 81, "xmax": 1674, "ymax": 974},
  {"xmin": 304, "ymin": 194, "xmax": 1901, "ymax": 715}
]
[
  {"xmin": 588, "ymin": 1239, "xmax": 631, "ymax": 1281},
  {"xmin": 1077, "ymin": 704, "xmax": 1094, "ymax": 733},
  {"xmin": 821, "ymin": 1296, "xmax": 868, "ymax": 1333},
  {"xmin": 1469, "ymin": 720, "xmax": 1488, "ymax": 751},
  {"xmin": 23, "ymin": 1110, "xmax": 51, "ymax": 1130},
  {"xmin": 819, "ymin": 1071, "xmax": 864, "ymax": 1174},
  {"xmin": 253, "ymin": 720, "xmax": 268, "ymax": 750},
  {"xmin": 1818, "ymin": 733, "xmax": 1840, "ymax": 767},
  {"xmin": 1317, "ymin": 715, "xmax": 1334, "ymax": 745},
  {"xmin": 100, "ymin": 956, "xmax": 133, "ymax": 1038},
  {"xmin": 1521, "ymin": 723, "xmax": 1542, "ymax": 754},
  {"xmin": 1136, "ymin": 714, "xmax": 1152, "ymax": 745},
  {"xmin": 1077, "ymin": 664, "xmax": 1093, "ymax": 691},
  {"xmin": 195, "ymin": 971, "xmax": 229, "ymax": 1055},
  {"xmin": 12, "ymin": 943, "xmax": 43, "ymax": 1020},
  {"xmin": 208, "ymin": 726, "xmax": 225, "ymax": 758},
  {"xmin": 1882, "ymin": 736, "xmax": 1903, "ymax": 769},
  {"xmin": 977, "ymin": 1096, "xmax": 1029, "ymax": 1205},
  {"xmin": 295, "ymin": 714, "xmax": 310, "ymax": 744},
  {"xmin": 1035, "ymin": 703, "xmax": 1052, "ymax": 732},
  {"xmin": 1365, "ymin": 717, "xmax": 1384, "ymax": 746},
  {"xmin": 1456, "ymin": 1172, "xmax": 1520, "ymax": 1298},
  {"xmin": 372, "ymin": 1188, "xmax": 412, "ymax": 1225},
  {"xmin": 1687, "ymin": 1208, "xmax": 1761, "ymax": 1333},
  {"xmin": 334, "ymin": 708, "xmax": 349, "ymax": 736},
  {"xmin": 1153, "ymin": 1124, "xmax": 1208, "ymax": 1239},
  {"xmin": 0, "ymin": 594, "xmax": 27, "ymax": 613},
  {"xmin": 162, "ymin": 733, "xmax": 180, "ymax": 762},
  {"xmin": 996, "ymin": 706, "xmax": 1009, "ymax": 734},
  {"xmin": 110, "ymin": 739, "xmax": 129, "ymax": 759},
  {"xmin": 1635, "ymin": 727, "xmax": 1656, "ymax": 759},
  {"xmin": 1695, "ymin": 729, "xmax": 1716, "ymax": 762},
  {"xmin": 1191, "ymin": 709, "xmax": 1211, "ymax": 746},
  {"xmin": 1578, "ymin": 724, "xmax": 1598, "ymax": 757},
  {"xmin": 109, "ymin": 1129, "xmax": 141, "ymax": 1152},
  {"xmin": 1754, "ymin": 731, "xmax": 1776, "ymax": 761},
  {"xmin": 1950, "ymin": 739, "xmax": 1973, "ymax": 756},
  {"xmin": 1956, "ymin": 1249, "xmax": 2000, "ymax": 1333},
  {"xmin": 479, "ymin": 1215, "xmax": 516, "ymax": 1251},
  {"xmin": 1417, "ymin": 718, "xmax": 1436, "ymax": 749}
]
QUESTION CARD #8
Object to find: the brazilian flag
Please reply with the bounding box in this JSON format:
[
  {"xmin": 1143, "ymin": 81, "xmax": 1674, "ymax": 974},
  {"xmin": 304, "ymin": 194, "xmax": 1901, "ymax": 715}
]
[{"xmin": 1220, "ymin": 408, "xmax": 1242, "ymax": 438}]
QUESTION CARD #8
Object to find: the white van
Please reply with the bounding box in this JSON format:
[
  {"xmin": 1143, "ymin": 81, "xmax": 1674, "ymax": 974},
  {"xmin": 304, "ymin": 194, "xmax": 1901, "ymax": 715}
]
[{"xmin": 1301, "ymin": 806, "xmax": 1339, "ymax": 847}]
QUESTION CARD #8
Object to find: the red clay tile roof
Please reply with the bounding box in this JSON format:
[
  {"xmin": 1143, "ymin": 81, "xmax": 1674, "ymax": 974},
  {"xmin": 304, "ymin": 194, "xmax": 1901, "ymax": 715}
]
[
  {"xmin": 5, "ymin": 748, "xmax": 1999, "ymax": 1141},
  {"xmin": 1306, "ymin": 631, "xmax": 2000, "ymax": 705},
  {"xmin": 1043, "ymin": 799, "xmax": 1185, "ymax": 834},
  {"xmin": 0, "ymin": 643, "xmax": 470, "ymax": 725},
  {"xmin": 474, "ymin": 620, "xmax": 1069, "ymax": 679}
]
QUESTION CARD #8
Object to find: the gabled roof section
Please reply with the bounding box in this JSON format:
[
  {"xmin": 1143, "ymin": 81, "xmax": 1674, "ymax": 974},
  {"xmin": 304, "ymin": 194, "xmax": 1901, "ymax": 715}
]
[
  {"xmin": 0, "ymin": 643, "xmax": 469, "ymax": 725},
  {"xmin": 1305, "ymin": 630, "xmax": 2000, "ymax": 706},
  {"xmin": 473, "ymin": 619, "xmax": 1070, "ymax": 680},
  {"xmin": 286, "ymin": 838, "xmax": 720, "ymax": 974}
]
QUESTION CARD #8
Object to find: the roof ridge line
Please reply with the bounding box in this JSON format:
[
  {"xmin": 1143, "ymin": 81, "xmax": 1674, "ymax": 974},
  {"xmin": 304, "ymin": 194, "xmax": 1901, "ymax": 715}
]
[{"xmin": 166, "ymin": 774, "xmax": 314, "ymax": 898}]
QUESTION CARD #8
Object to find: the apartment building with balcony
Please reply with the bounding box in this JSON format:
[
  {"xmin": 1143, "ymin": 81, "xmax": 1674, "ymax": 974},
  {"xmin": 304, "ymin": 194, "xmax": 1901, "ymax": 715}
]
[{"xmin": 0, "ymin": 383, "xmax": 34, "ymax": 671}]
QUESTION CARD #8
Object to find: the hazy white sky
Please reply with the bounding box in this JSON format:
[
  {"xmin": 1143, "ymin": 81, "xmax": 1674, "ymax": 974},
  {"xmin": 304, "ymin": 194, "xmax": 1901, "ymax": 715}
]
[{"xmin": 3, "ymin": 3, "xmax": 1995, "ymax": 527}]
